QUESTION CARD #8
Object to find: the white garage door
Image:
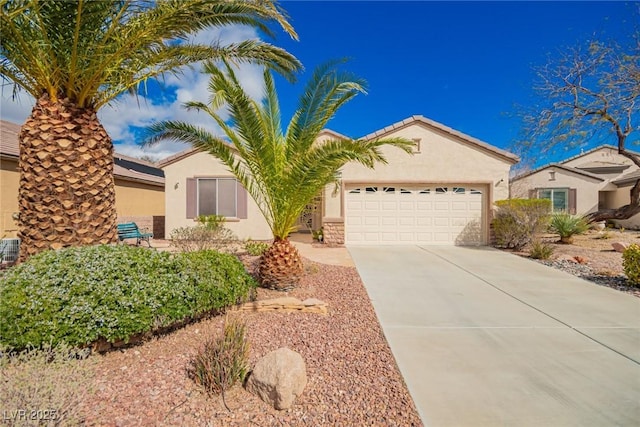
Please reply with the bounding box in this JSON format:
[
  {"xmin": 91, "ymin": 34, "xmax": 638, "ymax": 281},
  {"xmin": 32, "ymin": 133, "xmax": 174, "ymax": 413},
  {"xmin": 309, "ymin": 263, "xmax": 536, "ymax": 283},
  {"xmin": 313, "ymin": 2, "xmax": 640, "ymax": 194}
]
[{"xmin": 345, "ymin": 185, "xmax": 485, "ymax": 245}]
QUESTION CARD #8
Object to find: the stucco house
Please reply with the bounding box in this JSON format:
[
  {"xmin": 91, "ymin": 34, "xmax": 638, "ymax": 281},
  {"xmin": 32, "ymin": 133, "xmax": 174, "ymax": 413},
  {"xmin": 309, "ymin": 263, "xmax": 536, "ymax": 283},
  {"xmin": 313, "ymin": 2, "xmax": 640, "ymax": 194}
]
[
  {"xmin": 0, "ymin": 120, "xmax": 166, "ymax": 238},
  {"xmin": 510, "ymin": 145, "xmax": 640, "ymax": 229},
  {"xmin": 160, "ymin": 115, "xmax": 518, "ymax": 245}
]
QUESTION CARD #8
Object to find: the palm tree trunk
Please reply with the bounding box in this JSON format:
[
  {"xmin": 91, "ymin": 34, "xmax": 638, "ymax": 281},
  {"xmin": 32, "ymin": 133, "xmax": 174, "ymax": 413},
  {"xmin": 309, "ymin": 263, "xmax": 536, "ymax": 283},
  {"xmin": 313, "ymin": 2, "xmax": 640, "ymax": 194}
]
[
  {"xmin": 17, "ymin": 95, "xmax": 118, "ymax": 260},
  {"xmin": 258, "ymin": 237, "xmax": 304, "ymax": 290}
]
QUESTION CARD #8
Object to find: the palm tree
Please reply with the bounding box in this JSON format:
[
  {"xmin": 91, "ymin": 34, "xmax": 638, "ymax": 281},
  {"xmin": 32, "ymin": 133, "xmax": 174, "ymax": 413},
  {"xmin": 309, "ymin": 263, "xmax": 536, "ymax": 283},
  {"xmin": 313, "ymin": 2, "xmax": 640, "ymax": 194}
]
[
  {"xmin": 145, "ymin": 61, "xmax": 415, "ymax": 290},
  {"xmin": 0, "ymin": 0, "xmax": 301, "ymax": 260}
]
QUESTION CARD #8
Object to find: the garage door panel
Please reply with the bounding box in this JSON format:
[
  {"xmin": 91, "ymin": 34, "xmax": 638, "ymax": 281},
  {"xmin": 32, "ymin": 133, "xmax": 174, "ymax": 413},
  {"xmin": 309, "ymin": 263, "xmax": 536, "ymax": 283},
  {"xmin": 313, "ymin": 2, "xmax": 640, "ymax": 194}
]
[
  {"xmin": 399, "ymin": 233, "xmax": 414, "ymax": 241},
  {"xmin": 451, "ymin": 201, "xmax": 468, "ymax": 210},
  {"xmin": 399, "ymin": 201, "xmax": 414, "ymax": 210},
  {"xmin": 364, "ymin": 217, "xmax": 379, "ymax": 226},
  {"xmin": 381, "ymin": 217, "xmax": 397, "ymax": 226},
  {"xmin": 345, "ymin": 185, "xmax": 485, "ymax": 245},
  {"xmin": 347, "ymin": 217, "xmax": 362, "ymax": 226},
  {"xmin": 381, "ymin": 232, "xmax": 397, "ymax": 242},
  {"xmin": 416, "ymin": 217, "xmax": 433, "ymax": 226},
  {"xmin": 399, "ymin": 217, "xmax": 415, "ymax": 226}
]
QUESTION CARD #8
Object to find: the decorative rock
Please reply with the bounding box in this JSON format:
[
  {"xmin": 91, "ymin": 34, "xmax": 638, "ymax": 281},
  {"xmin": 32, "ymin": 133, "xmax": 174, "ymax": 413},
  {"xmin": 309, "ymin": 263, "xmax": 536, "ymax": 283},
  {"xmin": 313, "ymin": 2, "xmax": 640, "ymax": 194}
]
[
  {"xmin": 235, "ymin": 297, "xmax": 328, "ymax": 314},
  {"xmin": 612, "ymin": 242, "xmax": 628, "ymax": 253},
  {"xmin": 245, "ymin": 348, "xmax": 307, "ymax": 410}
]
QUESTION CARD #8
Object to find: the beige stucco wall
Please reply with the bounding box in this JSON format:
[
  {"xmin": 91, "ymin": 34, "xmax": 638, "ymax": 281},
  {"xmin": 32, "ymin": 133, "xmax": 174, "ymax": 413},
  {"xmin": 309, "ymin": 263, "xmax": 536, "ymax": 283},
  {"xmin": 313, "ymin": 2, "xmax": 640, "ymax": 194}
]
[
  {"xmin": 609, "ymin": 185, "xmax": 640, "ymax": 229},
  {"xmin": 1, "ymin": 157, "xmax": 166, "ymax": 238},
  {"xmin": 162, "ymin": 151, "xmax": 271, "ymax": 240},
  {"xmin": 510, "ymin": 167, "xmax": 603, "ymax": 214},
  {"xmin": 114, "ymin": 179, "xmax": 165, "ymax": 216},
  {"xmin": 322, "ymin": 122, "xmax": 513, "ymax": 219},
  {"xmin": 0, "ymin": 158, "xmax": 19, "ymax": 237}
]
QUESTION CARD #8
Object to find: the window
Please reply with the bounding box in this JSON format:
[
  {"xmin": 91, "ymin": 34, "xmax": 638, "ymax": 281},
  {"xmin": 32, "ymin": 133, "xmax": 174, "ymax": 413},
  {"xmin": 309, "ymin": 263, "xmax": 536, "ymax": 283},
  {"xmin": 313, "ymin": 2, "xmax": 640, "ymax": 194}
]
[
  {"xmin": 435, "ymin": 187, "xmax": 448, "ymax": 194},
  {"xmin": 197, "ymin": 178, "xmax": 237, "ymax": 217},
  {"xmin": 538, "ymin": 188, "xmax": 568, "ymax": 212}
]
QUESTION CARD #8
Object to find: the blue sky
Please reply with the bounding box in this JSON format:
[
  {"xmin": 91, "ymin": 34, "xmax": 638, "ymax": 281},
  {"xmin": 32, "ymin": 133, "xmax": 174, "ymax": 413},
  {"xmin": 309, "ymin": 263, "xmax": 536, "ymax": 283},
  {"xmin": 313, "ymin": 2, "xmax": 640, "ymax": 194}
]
[{"xmin": 1, "ymin": 1, "xmax": 635, "ymax": 163}]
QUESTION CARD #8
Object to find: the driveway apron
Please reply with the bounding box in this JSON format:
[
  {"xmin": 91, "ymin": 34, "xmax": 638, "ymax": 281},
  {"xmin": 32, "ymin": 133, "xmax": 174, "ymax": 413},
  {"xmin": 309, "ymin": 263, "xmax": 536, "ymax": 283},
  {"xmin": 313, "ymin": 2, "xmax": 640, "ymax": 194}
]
[{"xmin": 349, "ymin": 245, "xmax": 640, "ymax": 427}]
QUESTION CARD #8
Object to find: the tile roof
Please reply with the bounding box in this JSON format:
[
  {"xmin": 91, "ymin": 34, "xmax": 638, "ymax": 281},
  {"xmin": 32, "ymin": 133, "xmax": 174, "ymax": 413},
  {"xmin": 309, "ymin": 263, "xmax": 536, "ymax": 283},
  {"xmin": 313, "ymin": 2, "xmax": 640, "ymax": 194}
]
[
  {"xmin": 559, "ymin": 144, "xmax": 640, "ymax": 165},
  {"xmin": 511, "ymin": 163, "xmax": 605, "ymax": 182},
  {"xmin": 0, "ymin": 120, "xmax": 164, "ymax": 187},
  {"xmin": 613, "ymin": 169, "xmax": 640, "ymax": 186},
  {"xmin": 156, "ymin": 115, "xmax": 520, "ymax": 168},
  {"xmin": 361, "ymin": 115, "xmax": 519, "ymax": 164}
]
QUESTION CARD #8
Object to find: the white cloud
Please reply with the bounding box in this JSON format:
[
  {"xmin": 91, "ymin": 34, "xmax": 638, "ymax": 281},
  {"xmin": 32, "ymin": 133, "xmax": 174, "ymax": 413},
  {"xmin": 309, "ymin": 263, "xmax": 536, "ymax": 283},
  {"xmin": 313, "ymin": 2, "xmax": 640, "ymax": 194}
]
[
  {"xmin": 0, "ymin": 24, "xmax": 269, "ymax": 162},
  {"xmin": 0, "ymin": 89, "xmax": 34, "ymax": 124}
]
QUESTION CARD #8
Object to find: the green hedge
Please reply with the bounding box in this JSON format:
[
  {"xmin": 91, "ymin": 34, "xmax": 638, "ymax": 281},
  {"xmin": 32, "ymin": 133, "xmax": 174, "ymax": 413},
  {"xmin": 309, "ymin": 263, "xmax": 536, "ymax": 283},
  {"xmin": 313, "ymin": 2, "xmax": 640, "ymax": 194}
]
[
  {"xmin": 0, "ymin": 245, "xmax": 256, "ymax": 349},
  {"xmin": 622, "ymin": 244, "xmax": 640, "ymax": 286}
]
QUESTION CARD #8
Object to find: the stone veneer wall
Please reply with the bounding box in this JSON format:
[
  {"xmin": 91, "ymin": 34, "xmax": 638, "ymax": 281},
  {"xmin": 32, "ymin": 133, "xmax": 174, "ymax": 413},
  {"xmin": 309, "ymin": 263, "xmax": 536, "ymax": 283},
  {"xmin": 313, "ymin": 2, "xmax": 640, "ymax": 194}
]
[
  {"xmin": 117, "ymin": 216, "xmax": 165, "ymax": 239},
  {"xmin": 322, "ymin": 218, "xmax": 344, "ymax": 246}
]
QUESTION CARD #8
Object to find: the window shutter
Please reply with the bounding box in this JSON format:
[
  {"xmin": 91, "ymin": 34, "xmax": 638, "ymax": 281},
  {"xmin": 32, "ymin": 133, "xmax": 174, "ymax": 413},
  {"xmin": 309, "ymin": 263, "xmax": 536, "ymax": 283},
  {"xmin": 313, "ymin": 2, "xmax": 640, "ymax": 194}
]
[
  {"xmin": 186, "ymin": 178, "xmax": 197, "ymax": 219},
  {"xmin": 237, "ymin": 181, "xmax": 248, "ymax": 219},
  {"xmin": 569, "ymin": 188, "xmax": 577, "ymax": 215}
]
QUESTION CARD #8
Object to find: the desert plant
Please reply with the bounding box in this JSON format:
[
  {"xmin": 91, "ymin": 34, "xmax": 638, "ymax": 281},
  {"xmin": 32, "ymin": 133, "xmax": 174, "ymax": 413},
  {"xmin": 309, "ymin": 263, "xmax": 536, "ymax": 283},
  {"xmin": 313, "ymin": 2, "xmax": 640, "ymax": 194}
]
[
  {"xmin": 145, "ymin": 61, "xmax": 415, "ymax": 290},
  {"xmin": 197, "ymin": 215, "xmax": 226, "ymax": 230},
  {"xmin": 1, "ymin": 0, "xmax": 300, "ymax": 260},
  {"xmin": 492, "ymin": 199, "xmax": 552, "ymax": 250},
  {"xmin": 245, "ymin": 240, "xmax": 270, "ymax": 256},
  {"xmin": 594, "ymin": 231, "xmax": 612, "ymax": 240},
  {"xmin": 311, "ymin": 228, "xmax": 324, "ymax": 242},
  {"xmin": 0, "ymin": 343, "xmax": 94, "ymax": 426},
  {"xmin": 0, "ymin": 245, "xmax": 256, "ymax": 349},
  {"xmin": 190, "ymin": 317, "xmax": 250, "ymax": 409},
  {"xmin": 171, "ymin": 223, "xmax": 238, "ymax": 253},
  {"xmin": 622, "ymin": 244, "xmax": 640, "ymax": 286},
  {"xmin": 549, "ymin": 213, "xmax": 589, "ymax": 244},
  {"xmin": 529, "ymin": 240, "xmax": 555, "ymax": 260}
]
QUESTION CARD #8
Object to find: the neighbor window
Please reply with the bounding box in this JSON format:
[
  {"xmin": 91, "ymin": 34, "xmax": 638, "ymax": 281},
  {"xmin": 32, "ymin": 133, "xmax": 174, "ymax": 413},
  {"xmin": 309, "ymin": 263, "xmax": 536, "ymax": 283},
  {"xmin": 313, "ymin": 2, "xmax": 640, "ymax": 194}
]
[
  {"xmin": 538, "ymin": 188, "xmax": 568, "ymax": 212},
  {"xmin": 197, "ymin": 178, "xmax": 237, "ymax": 217}
]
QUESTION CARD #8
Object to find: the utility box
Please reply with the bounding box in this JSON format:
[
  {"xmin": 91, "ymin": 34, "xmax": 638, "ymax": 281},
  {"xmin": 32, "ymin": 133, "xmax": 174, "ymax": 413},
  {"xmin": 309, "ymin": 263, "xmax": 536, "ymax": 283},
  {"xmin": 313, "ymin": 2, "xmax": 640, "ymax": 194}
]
[{"xmin": 0, "ymin": 238, "xmax": 20, "ymax": 264}]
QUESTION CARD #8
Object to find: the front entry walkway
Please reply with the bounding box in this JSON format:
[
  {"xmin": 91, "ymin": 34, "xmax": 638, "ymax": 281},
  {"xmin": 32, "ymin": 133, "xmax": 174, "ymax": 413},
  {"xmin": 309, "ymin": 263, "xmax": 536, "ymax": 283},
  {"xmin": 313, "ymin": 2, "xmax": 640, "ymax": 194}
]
[{"xmin": 349, "ymin": 245, "xmax": 640, "ymax": 426}]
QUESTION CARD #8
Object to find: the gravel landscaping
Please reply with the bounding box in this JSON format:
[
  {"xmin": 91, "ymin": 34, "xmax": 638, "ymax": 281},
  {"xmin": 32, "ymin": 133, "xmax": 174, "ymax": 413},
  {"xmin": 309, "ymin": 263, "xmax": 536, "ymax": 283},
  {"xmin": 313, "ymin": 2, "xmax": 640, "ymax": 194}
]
[
  {"xmin": 518, "ymin": 229, "xmax": 640, "ymax": 298},
  {"xmin": 79, "ymin": 256, "xmax": 423, "ymax": 426}
]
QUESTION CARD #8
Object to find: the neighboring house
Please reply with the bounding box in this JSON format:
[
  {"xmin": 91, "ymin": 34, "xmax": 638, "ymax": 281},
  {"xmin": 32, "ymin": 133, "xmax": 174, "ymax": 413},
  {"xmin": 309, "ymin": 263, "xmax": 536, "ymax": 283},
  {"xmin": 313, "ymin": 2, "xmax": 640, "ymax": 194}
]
[
  {"xmin": 0, "ymin": 120, "xmax": 166, "ymax": 238},
  {"xmin": 510, "ymin": 145, "xmax": 640, "ymax": 229},
  {"xmin": 160, "ymin": 115, "xmax": 518, "ymax": 245}
]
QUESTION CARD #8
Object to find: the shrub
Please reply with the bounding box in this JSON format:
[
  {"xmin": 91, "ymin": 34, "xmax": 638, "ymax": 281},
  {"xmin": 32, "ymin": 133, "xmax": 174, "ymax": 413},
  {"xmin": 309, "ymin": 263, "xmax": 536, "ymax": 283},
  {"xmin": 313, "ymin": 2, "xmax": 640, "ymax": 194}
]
[
  {"xmin": 244, "ymin": 240, "xmax": 269, "ymax": 256},
  {"xmin": 549, "ymin": 213, "xmax": 589, "ymax": 244},
  {"xmin": 171, "ymin": 216, "xmax": 238, "ymax": 253},
  {"xmin": 0, "ymin": 343, "xmax": 94, "ymax": 425},
  {"xmin": 529, "ymin": 240, "xmax": 555, "ymax": 260},
  {"xmin": 622, "ymin": 244, "xmax": 640, "ymax": 286},
  {"xmin": 189, "ymin": 317, "xmax": 250, "ymax": 398},
  {"xmin": 492, "ymin": 199, "xmax": 551, "ymax": 250},
  {"xmin": 0, "ymin": 245, "xmax": 257, "ymax": 349}
]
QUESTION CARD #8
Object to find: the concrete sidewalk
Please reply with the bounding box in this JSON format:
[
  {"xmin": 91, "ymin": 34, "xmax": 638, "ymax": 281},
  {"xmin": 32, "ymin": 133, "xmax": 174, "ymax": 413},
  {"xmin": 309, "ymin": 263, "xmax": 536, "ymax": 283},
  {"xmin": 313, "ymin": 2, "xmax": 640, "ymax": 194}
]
[{"xmin": 350, "ymin": 245, "xmax": 640, "ymax": 427}]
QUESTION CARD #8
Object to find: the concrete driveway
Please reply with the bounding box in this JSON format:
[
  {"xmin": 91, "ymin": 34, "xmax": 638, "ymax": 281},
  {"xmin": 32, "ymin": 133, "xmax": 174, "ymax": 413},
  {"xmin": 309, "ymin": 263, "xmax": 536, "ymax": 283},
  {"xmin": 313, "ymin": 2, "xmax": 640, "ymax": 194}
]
[{"xmin": 349, "ymin": 245, "xmax": 640, "ymax": 427}]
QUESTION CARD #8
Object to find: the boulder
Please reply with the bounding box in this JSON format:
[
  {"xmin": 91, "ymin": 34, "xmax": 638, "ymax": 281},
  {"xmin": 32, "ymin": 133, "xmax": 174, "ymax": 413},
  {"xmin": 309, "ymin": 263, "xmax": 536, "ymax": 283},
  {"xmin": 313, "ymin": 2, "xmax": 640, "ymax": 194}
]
[
  {"xmin": 612, "ymin": 242, "xmax": 628, "ymax": 253},
  {"xmin": 245, "ymin": 347, "xmax": 307, "ymax": 410}
]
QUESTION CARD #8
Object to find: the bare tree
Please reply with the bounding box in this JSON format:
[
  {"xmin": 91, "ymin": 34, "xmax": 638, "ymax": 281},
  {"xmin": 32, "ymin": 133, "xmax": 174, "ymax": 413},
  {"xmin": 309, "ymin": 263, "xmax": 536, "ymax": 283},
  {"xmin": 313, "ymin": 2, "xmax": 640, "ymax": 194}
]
[{"xmin": 517, "ymin": 33, "xmax": 640, "ymax": 222}]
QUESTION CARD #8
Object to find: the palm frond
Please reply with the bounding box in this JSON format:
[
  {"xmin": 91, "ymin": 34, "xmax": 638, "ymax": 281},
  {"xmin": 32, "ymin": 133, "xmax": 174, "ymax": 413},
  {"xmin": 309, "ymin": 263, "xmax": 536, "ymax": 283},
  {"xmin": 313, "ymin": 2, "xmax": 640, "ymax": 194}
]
[
  {"xmin": 145, "ymin": 62, "xmax": 414, "ymax": 239},
  {"xmin": 1, "ymin": 0, "xmax": 301, "ymax": 107}
]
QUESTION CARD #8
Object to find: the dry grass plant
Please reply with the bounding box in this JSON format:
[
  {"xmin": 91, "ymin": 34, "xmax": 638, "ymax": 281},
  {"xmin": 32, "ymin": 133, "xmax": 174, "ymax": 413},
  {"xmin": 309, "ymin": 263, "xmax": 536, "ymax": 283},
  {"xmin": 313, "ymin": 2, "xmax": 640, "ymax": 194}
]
[
  {"xmin": 0, "ymin": 344, "xmax": 94, "ymax": 426},
  {"xmin": 188, "ymin": 317, "xmax": 250, "ymax": 411}
]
